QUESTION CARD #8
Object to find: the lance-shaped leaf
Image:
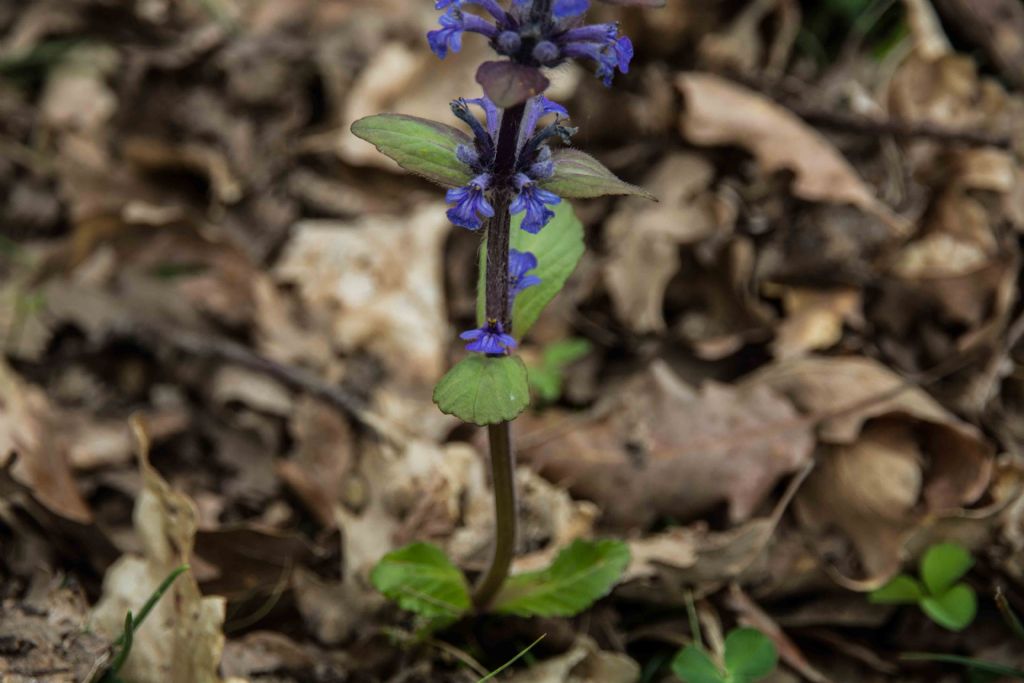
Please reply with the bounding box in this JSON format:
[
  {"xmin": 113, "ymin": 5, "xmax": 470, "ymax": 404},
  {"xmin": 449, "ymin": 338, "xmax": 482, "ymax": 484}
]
[
  {"xmin": 490, "ymin": 539, "xmax": 630, "ymax": 617},
  {"xmin": 370, "ymin": 543, "xmax": 471, "ymax": 619},
  {"xmin": 433, "ymin": 355, "xmax": 530, "ymax": 426},
  {"xmin": 351, "ymin": 114, "xmax": 473, "ymax": 188},
  {"xmin": 477, "ymin": 201, "xmax": 585, "ymax": 340},
  {"xmin": 540, "ymin": 149, "xmax": 656, "ymax": 200}
]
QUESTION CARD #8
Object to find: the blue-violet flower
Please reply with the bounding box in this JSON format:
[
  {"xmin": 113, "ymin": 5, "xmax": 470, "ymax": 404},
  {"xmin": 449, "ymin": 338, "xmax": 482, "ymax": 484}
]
[
  {"xmin": 509, "ymin": 249, "xmax": 541, "ymax": 302},
  {"xmin": 445, "ymin": 93, "xmax": 573, "ymax": 234},
  {"xmin": 446, "ymin": 174, "xmax": 495, "ymax": 230},
  {"xmin": 461, "ymin": 320, "xmax": 517, "ymax": 354},
  {"xmin": 429, "ymin": 0, "xmax": 633, "ymax": 87}
]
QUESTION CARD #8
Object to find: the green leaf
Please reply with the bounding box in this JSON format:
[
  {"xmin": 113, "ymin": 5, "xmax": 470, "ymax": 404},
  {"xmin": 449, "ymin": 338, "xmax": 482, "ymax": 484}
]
[
  {"xmin": 671, "ymin": 646, "xmax": 727, "ymax": 683},
  {"xmin": 491, "ymin": 539, "xmax": 630, "ymax": 617},
  {"xmin": 921, "ymin": 583, "xmax": 977, "ymax": 632},
  {"xmin": 541, "ymin": 150, "xmax": 656, "ymax": 200},
  {"xmin": 528, "ymin": 338, "xmax": 592, "ymax": 403},
  {"xmin": 350, "ymin": 114, "xmax": 473, "ymax": 188},
  {"xmin": 543, "ymin": 337, "xmax": 592, "ymax": 367},
  {"xmin": 869, "ymin": 575, "xmax": 924, "ymax": 605},
  {"xmin": 920, "ymin": 542, "xmax": 974, "ymax": 595},
  {"xmin": 477, "ymin": 201, "xmax": 585, "ymax": 339},
  {"xmin": 433, "ymin": 355, "xmax": 530, "ymax": 426},
  {"xmin": 370, "ymin": 543, "xmax": 471, "ymax": 619},
  {"xmin": 723, "ymin": 629, "xmax": 778, "ymax": 681}
]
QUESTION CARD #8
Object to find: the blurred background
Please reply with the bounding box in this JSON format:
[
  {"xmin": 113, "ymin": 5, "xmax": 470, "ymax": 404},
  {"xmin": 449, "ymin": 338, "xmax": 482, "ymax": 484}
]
[{"xmin": 2, "ymin": 0, "xmax": 1024, "ymax": 681}]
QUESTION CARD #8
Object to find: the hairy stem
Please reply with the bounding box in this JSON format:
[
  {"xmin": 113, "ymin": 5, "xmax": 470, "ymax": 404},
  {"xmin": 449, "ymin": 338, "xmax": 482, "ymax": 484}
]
[
  {"xmin": 474, "ymin": 101, "xmax": 527, "ymax": 611},
  {"xmin": 484, "ymin": 102, "xmax": 526, "ymax": 327}
]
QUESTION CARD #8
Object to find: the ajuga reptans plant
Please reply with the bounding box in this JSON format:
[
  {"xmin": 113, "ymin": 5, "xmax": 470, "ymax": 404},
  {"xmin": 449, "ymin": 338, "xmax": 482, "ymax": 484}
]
[{"xmin": 352, "ymin": 0, "xmax": 660, "ymax": 621}]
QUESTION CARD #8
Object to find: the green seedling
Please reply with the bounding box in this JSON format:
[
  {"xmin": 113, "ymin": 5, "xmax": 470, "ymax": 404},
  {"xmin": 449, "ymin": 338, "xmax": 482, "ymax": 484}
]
[
  {"xmin": 870, "ymin": 542, "xmax": 977, "ymax": 632},
  {"xmin": 672, "ymin": 628, "xmax": 778, "ymax": 683},
  {"xmin": 528, "ymin": 337, "xmax": 591, "ymax": 403},
  {"xmin": 94, "ymin": 564, "xmax": 190, "ymax": 683}
]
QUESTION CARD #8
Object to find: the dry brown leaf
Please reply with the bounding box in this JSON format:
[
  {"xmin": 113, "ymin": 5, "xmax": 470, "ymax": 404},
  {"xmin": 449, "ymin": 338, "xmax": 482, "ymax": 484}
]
[
  {"xmin": 797, "ymin": 420, "xmax": 923, "ymax": 580},
  {"xmin": 771, "ymin": 286, "xmax": 863, "ymax": 359},
  {"xmin": 699, "ymin": 0, "xmax": 799, "ymax": 78},
  {"xmin": 0, "ymin": 361, "xmax": 91, "ymax": 523},
  {"xmin": 277, "ymin": 396, "xmax": 355, "ymax": 528},
  {"xmin": 603, "ymin": 153, "xmax": 726, "ymax": 333},
  {"xmin": 520, "ymin": 361, "xmax": 814, "ymax": 528},
  {"xmin": 274, "ymin": 204, "xmax": 450, "ymax": 383},
  {"xmin": 624, "ymin": 463, "xmax": 810, "ymax": 589},
  {"xmin": 90, "ymin": 421, "xmax": 226, "ymax": 683},
  {"xmin": 676, "ymin": 72, "xmax": 901, "ymax": 230},
  {"xmin": 746, "ymin": 355, "xmax": 993, "ymax": 580}
]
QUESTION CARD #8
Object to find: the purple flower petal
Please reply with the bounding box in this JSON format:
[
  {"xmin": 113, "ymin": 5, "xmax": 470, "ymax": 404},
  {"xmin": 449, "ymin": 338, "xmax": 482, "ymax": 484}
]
[{"xmin": 461, "ymin": 321, "xmax": 517, "ymax": 354}]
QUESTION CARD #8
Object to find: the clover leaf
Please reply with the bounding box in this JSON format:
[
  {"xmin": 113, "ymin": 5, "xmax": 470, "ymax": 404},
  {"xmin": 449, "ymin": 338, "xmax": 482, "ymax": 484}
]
[{"xmin": 870, "ymin": 542, "xmax": 977, "ymax": 632}]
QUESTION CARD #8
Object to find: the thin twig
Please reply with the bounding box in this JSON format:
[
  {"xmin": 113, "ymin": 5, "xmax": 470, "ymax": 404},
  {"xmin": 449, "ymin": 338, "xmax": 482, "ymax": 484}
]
[
  {"xmin": 794, "ymin": 107, "xmax": 1013, "ymax": 149},
  {"xmin": 161, "ymin": 328, "xmax": 403, "ymax": 447}
]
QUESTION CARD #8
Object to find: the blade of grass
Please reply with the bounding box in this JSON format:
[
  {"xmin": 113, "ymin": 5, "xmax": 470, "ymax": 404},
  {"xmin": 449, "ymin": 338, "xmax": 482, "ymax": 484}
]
[
  {"xmin": 114, "ymin": 564, "xmax": 190, "ymax": 646},
  {"xmin": 685, "ymin": 589, "xmax": 703, "ymax": 649},
  {"xmin": 477, "ymin": 634, "xmax": 546, "ymax": 682},
  {"xmin": 996, "ymin": 588, "xmax": 1024, "ymax": 641},
  {"xmin": 902, "ymin": 653, "xmax": 1024, "ymax": 678}
]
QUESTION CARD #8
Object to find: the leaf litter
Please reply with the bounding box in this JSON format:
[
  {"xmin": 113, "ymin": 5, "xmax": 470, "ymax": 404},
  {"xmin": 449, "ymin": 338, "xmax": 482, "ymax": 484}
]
[{"xmin": 2, "ymin": 0, "xmax": 1024, "ymax": 680}]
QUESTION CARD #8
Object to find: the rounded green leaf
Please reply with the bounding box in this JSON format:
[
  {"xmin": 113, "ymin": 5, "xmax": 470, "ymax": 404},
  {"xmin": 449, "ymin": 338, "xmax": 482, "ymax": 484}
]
[
  {"xmin": 540, "ymin": 149, "xmax": 656, "ymax": 200},
  {"xmin": 370, "ymin": 542, "xmax": 471, "ymax": 619},
  {"xmin": 477, "ymin": 201, "xmax": 585, "ymax": 340},
  {"xmin": 671, "ymin": 646, "xmax": 727, "ymax": 683},
  {"xmin": 433, "ymin": 355, "xmax": 530, "ymax": 426},
  {"xmin": 921, "ymin": 583, "xmax": 978, "ymax": 632},
  {"xmin": 490, "ymin": 539, "xmax": 630, "ymax": 617},
  {"xmin": 921, "ymin": 542, "xmax": 974, "ymax": 596},
  {"xmin": 723, "ymin": 628, "xmax": 778, "ymax": 681},
  {"xmin": 350, "ymin": 114, "xmax": 473, "ymax": 188},
  {"xmin": 869, "ymin": 575, "xmax": 925, "ymax": 605}
]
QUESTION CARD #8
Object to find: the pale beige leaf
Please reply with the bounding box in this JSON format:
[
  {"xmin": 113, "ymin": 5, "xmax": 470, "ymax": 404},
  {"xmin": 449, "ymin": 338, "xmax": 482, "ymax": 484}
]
[
  {"xmin": 676, "ymin": 72, "xmax": 897, "ymax": 225},
  {"xmin": 90, "ymin": 426, "xmax": 226, "ymax": 683}
]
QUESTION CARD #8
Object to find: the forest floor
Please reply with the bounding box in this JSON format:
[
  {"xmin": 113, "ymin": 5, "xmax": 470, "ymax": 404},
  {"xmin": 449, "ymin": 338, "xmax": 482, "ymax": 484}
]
[{"xmin": 3, "ymin": 0, "xmax": 1024, "ymax": 681}]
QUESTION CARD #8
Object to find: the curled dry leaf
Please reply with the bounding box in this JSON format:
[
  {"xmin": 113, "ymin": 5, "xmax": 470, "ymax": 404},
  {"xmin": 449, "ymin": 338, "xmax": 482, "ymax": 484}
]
[
  {"xmin": 0, "ymin": 361, "xmax": 92, "ymax": 523},
  {"xmin": 770, "ymin": 286, "xmax": 863, "ymax": 360},
  {"xmin": 676, "ymin": 72, "xmax": 902, "ymax": 231},
  {"xmin": 90, "ymin": 423, "xmax": 226, "ymax": 683},
  {"xmin": 274, "ymin": 204, "xmax": 451, "ymax": 384},
  {"xmin": 520, "ymin": 361, "xmax": 814, "ymax": 528},
  {"xmin": 603, "ymin": 153, "xmax": 727, "ymax": 333},
  {"xmin": 745, "ymin": 356, "xmax": 993, "ymax": 581}
]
